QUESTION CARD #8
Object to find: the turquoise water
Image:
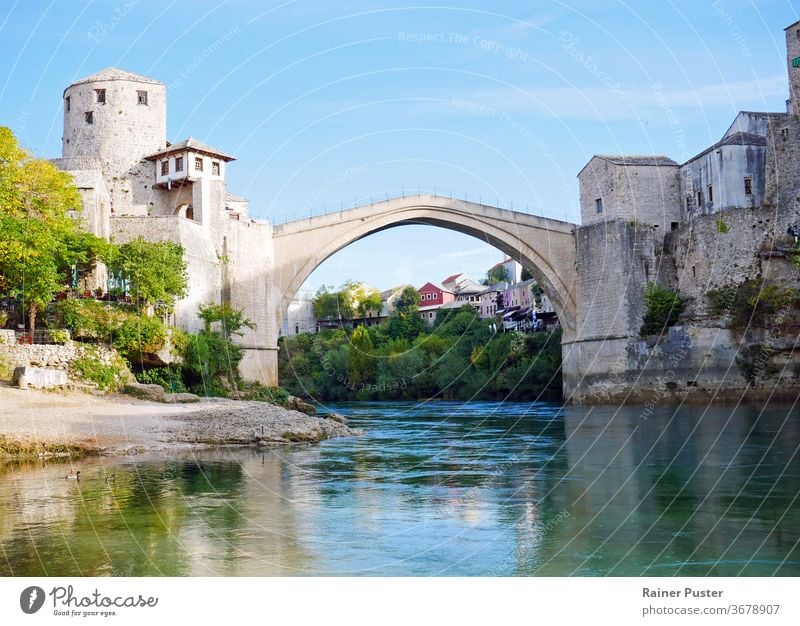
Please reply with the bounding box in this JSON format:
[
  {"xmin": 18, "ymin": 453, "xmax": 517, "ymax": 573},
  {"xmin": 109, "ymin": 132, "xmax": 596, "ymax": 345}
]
[{"xmin": 0, "ymin": 401, "xmax": 798, "ymax": 576}]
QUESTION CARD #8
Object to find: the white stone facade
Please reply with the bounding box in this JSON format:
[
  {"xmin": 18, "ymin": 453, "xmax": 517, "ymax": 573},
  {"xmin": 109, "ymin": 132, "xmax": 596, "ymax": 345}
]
[{"xmin": 54, "ymin": 67, "xmax": 276, "ymax": 384}]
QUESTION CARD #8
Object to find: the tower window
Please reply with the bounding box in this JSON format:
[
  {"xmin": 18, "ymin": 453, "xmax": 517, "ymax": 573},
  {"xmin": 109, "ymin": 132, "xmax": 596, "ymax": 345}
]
[
  {"xmin": 65, "ymin": 96, "xmax": 70, "ymax": 111},
  {"xmin": 137, "ymin": 90, "xmax": 148, "ymax": 105},
  {"xmin": 175, "ymin": 156, "xmax": 183, "ymax": 172},
  {"xmin": 161, "ymin": 160, "xmax": 169, "ymax": 176},
  {"xmin": 194, "ymin": 157, "xmax": 203, "ymax": 172},
  {"xmin": 696, "ymin": 190, "xmax": 702, "ymax": 208},
  {"xmin": 707, "ymin": 185, "xmax": 713, "ymax": 203},
  {"xmin": 211, "ymin": 161, "xmax": 220, "ymax": 176},
  {"xmin": 84, "ymin": 111, "xmax": 93, "ymax": 124},
  {"xmin": 95, "ymin": 89, "xmax": 106, "ymax": 104},
  {"xmin": 595, "ymin": 198, "xmax": 603, "ymax": 213},
  {"xmin": 744, "ymin": 176, "xmax": 753, "ymax": 195},
  {"xmin": 685, "ymin": 195, "xmax": 693, "ymax": 212}
]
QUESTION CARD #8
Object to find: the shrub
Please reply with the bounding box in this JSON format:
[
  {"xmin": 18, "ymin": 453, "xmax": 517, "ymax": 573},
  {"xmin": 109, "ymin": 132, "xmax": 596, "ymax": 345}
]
[
  {"xmin": 236, "ymin": 382, "xmax": 290, "ymax": 405},
  {"xmin": 134, "ymin": 366, "xmax": 187, "ymax": 392},
  {"xmin": 716, "ymin": 218, "xmax": 729, "ymax": 233},
  {"xmin": 113, "ymin": 314, "xmax": 166, "ymax": 357},
  {"xmin": 721, "ymin": 279, "xmax": 799, "ymax": 331},
  {"xmin": 640, "ymin": 283, "xmax": 683, "ymax": 336},
  {"xmin": 71, "ymin": 349, "xmax": 129, "ymax": 391},
  {"xmin": 49, "ymin": 329, "xmax": 70, "ymax": 344},
  {"xmin": 707, "ymin": 285, "xmax": 737, "ymax": 315}
]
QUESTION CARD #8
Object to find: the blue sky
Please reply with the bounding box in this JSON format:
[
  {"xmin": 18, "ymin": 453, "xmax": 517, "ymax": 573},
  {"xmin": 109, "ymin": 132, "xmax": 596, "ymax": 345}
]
[{"xmin": 1, "ymin": 1, "xmax": 797, "ymax": 292}]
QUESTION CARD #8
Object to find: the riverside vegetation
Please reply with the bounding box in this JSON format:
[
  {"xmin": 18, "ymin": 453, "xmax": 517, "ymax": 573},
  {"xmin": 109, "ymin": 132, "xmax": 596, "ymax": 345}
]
[{"xmin": 279, "ymin": 299, "xmax": 563, "ymax": 402}]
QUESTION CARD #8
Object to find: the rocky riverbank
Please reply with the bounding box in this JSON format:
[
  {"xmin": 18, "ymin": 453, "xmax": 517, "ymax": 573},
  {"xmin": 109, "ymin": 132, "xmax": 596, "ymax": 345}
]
[{"xmin": 0, "ymin": 384, "xmax": 361, "ymax": 460}]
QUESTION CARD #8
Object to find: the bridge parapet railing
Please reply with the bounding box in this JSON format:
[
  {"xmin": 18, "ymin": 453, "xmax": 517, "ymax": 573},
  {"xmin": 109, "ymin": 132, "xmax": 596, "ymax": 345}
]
[{"xmin": 273, "ymin": 187, "xmax": 574, "ymax": 225}]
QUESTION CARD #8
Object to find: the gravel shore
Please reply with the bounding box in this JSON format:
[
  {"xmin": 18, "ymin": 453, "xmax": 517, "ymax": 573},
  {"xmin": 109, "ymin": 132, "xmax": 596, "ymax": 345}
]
[{"xmin": 0, "ymin": 384, "xmax": 361, "ymax": 457}]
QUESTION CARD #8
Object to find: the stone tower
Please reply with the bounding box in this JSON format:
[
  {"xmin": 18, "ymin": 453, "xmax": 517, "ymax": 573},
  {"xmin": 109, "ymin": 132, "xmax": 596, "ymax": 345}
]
[
  {"xmin": 787, "ymin": 20, "xmax": 800, "ymax": 116},
  {"xmin": 61, "ymin": 68, "xmax": 167, "ymax": 214}
]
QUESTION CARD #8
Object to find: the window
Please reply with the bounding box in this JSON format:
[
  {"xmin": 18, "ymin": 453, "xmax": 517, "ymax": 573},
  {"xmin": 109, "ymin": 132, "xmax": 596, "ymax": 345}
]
[
  {"xmin": 175, "ymin": 156, "xmax": 183, "ymax": 172},
  {"xmin": 84, "ymin": 111, "xmax": 93, "ymax": 124},
  {"xmin": 137, "ymin": 90, "xmax": 148, "ymax": 105},
  {"xmin": 161, "ymin": 160, "xmax": 169, "ymax": 176},
  {"xmin": 707, "ymin": 185, "xmax": 713, "ymax": 203},
  {"xmin": 685, "ymin": 195, "xmax": 693, "ymax": 212},
  {"xmin": 194, "ymin": 157, "xmax": 203, "ymax": 172},
  {"xmin": 696, "ymin": 190, "xmax": 702, "ymax": 208},
  {"xmin": 65, "ymin": 96, "xmax": 70, "ymax": 111},
  {"xmin": 595, "ymin": 198, "xmax": 603, "ymax": 214},
  {"xmin": 95, "ymin": 89, "xmax": 106, "ymax": 104},
  {"xmin": 211, "ymin": 161, "xmax": 220, "ymax": 176},
  {"xmin": 744, "ymin": 176, "xmax": 753, "ymax": 195}
]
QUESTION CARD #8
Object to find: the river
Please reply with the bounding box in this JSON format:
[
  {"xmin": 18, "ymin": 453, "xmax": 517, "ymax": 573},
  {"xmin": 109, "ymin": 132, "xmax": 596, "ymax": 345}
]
[{"xmin": 0, "ymin": 401, "xmax": 798, "ymax": 576}]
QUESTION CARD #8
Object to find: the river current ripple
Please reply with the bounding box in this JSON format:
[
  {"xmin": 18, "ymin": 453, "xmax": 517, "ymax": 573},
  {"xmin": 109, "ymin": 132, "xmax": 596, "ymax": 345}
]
[{"xmin": 0, "ymin": 401, "xmax": 798, "ymax": 576}]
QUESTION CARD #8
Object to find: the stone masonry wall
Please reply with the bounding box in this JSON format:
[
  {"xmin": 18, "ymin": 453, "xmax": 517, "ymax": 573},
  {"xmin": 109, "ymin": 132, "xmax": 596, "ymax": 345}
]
[
  {"xmin": 665, "ymin": 204, "xmax": 798, "ymax": 317},
  {"xmin": 0, "ymin": 342, "xmax": 128, "ymax": 380},
  {"xmin": 110, "ymin": 216, "xmax": 221, "ymax": 333},
  {"xmin": 579, "ymin": 159, "xmax": 681, "ymax": 233},
  {"xmin": 562, "ymin": 219, "xmax": 658, "ymax": 401}
]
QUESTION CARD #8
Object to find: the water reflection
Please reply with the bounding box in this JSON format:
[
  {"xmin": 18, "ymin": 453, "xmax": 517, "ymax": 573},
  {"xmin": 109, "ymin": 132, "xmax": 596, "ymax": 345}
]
[{"xmin": 0, "ymin": 401, "xmax": 797, "ymax": 576}]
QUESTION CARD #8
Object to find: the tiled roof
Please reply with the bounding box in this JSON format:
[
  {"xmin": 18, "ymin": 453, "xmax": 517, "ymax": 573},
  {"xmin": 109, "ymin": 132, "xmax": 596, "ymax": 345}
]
[
  {"xmin": 144, "ymin": 137, "xmax": 236, "ymax": 161},
  {"xmin": 68, "ymin": 67, "xmax": 162, "ymax": 89},
  {"xmin": 442, "ymin": 273, "xmax": 463, "ymax": 284},
  {"xmin": 595, "ymin": 155, "xmax": 678, "ymax": 167},
  {"xmin": 683, "ymin": 131, "xmax": 767, "ymax": 165}
]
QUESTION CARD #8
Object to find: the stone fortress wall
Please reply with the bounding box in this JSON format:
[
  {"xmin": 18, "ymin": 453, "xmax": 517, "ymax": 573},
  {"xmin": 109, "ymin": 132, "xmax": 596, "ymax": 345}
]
[
  {"xmin": 563, "ymin": 20, "xmax": 800, "ymax": 403},
  {"xmin": 54, "ymin": 67, "xmax": 275, "ymax": 385}
]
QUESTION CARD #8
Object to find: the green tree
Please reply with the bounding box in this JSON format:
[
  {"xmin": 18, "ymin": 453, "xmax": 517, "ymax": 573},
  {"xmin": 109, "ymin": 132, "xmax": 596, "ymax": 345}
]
[
  {"xmin": 198, "ymin": 302, "xmax": 255, "ymax": 337},
  {"xmin": 343, "ymin": 281, "xmax": 382, "ymax": 320},
  {"xmin": 347, "ymin": 325, "xmax": 375, "ymax": 389},
  {"xmin": 394, "ymin": 285, "xmax": 420, "ymax": 317},
  {"xmin": 108, "ymin": 237, "xmax": 188, "ymax": 308},
  {"xmin": 486, "ymin": 264, "xmax": 510, "ymax": 285},
  {"xmin": 0, "ymin": 127, "xmax": 107, "ymax": 333},
  {"xmin": 313, "ymin": 285, "xmax": 353, "ymax": 323}
]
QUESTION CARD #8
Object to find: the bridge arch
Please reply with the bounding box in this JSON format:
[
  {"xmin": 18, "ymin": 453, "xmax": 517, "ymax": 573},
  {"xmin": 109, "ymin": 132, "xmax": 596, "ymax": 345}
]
[{"xmin": 271, "ymin": 194, "xmax": 577, "ymax": 335}]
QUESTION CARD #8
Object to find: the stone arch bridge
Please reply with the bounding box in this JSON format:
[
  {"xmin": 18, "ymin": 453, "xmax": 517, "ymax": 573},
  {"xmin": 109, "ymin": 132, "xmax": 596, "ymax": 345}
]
[{"xmin": 234, "ymin": 194, "xmax": 578, "ymax": 387}]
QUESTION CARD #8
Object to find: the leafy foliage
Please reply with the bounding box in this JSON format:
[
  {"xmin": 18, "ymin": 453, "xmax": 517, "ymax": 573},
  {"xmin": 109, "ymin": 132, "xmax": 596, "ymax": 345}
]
[
  {"xmin": 198, "ymin": 302, "xmax": 255, "ymax": 337},
  {"xmin": 107, "ymin": 237, "xmax": 188, "ymax": 308},
  {"xmin": 0, "ymin": 127, "xmax": 108, "ymax": 332},
  {"xmin": 56, "ymin": 299, "xmax": 166, "ymax": 357},
  {"xmin": 640, "ymin": 282, "xmax": 683, "ymax": 336},
  {"xmin": 71, "ymin": 348, "xmax": 129, "ymax": 391},
  {"xmin": 708, "ymin": 279, "xmax": 799, "ymax": 331},
  {"xmin": 313, "ymin": 281, "xmax": 382, "ymax": 324},
  {"xmin": 486, "ymin": 264, "xmax": 510, "ymax": 285},
  {"xmin": 394, "ymin": 286, "xmax": 420, "ymax": 317},
  {"xmin": 134, "ymin": 366, "xmax": 188, "ymax": 392},
  {"xmin": 279, "ymin": 305, "xmax": 562, "ymax": 402}
]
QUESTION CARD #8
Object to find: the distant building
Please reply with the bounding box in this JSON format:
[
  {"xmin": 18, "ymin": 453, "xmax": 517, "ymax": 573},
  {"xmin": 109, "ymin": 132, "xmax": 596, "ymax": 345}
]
[
  {"xmin": 487, "ymin": 258, "xmax": 522, "ymax": 284},
  {"xmin": 478, "ymin": 282, "xmax": 508, "ymax": 319},
  {"xmin": 280, "ymin": 290, "xmax": 316, "ymax": 336},
  {"xmin": 418, "ymin": 281, "xmax": 455, "ymax": 323}
]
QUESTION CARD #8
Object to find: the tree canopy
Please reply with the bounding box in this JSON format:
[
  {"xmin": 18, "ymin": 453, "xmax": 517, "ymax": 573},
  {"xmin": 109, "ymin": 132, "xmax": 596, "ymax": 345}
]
[
  {"xmin": 485, "ymin": 264, "xmax": 510, "ymax": 285},
  {"xmin": 108, "ymin": 237, "xmax": 188, "ymax": 308},
  {"xmin": 313, "ymin": 281, "xmax": 382, "ymax": 324},
  {"xmin": 394, "ymin": 286, "xmax": 420, "ymax": 317},
  {"xmin": 0, "ymin": 126, "xmax": 108, "ymax": 331}
]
